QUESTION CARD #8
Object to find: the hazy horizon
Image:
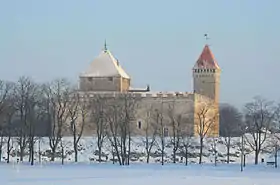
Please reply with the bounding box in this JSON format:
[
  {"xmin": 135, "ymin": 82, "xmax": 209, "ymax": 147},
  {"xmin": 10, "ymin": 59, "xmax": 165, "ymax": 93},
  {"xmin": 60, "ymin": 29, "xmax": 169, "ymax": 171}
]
[{"xmin": 1, "ymin": 0, "xmax": 280, "ymax": 108}]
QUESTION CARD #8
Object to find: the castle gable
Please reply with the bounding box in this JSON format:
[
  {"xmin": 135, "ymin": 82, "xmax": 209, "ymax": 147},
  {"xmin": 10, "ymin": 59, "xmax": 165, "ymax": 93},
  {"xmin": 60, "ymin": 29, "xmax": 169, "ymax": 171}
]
[{"xmin": 80, "ymin": 49, "xmax": 130, "ymax": 79}]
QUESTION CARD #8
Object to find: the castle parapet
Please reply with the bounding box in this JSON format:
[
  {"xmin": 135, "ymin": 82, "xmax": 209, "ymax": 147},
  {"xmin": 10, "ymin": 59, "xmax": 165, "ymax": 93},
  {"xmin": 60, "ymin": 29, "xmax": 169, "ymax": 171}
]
[{"xmin": 78, "ymin": 91, "xmax": 193, "ymax": 99}]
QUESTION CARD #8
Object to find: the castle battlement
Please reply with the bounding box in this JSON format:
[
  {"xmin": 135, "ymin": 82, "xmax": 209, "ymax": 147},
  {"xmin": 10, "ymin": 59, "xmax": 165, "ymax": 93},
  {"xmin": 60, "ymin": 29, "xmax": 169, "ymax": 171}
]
[{"xmin": 77, "ymin": 90, "xmax": 195, "ymax": 99}]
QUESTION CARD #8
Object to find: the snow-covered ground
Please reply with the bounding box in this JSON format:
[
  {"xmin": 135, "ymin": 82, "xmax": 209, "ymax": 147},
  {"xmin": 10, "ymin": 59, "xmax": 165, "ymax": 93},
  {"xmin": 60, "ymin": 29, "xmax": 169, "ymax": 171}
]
[
  {"xmin": 0, "ymin": 136, "xmax": 272, "ymax": 164},
  {"xmin": 0, "ymin": 136, "xmax": 279, "ymax": 185},
  {"xmin": 1, "ymin": 163, "xmax": 279, "ymax": 185}
]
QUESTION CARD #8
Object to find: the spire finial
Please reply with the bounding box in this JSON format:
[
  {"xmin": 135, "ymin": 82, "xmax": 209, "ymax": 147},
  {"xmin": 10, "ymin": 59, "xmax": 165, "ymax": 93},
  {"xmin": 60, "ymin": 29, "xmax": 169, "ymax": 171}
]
[
  {"xmin": 104, "ymin": 39, "xmax": 107, "ymax": 51},
  {"xmin": 204, "ymin": 33, "xmax": 209, "ymax": 45}
]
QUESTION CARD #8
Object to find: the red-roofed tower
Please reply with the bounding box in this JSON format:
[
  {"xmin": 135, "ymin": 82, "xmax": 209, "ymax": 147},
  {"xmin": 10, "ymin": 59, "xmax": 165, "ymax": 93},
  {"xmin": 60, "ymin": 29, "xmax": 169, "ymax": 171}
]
[{"xmin": 193, "ymin": 44, "xmax": 221, "ymax": 103}]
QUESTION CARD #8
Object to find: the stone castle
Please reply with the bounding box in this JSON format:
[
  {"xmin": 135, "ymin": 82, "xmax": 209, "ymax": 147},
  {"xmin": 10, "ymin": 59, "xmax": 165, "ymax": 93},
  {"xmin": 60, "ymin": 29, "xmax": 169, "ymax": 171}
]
[{"xmin": 78, "ymin": 43, "xmax": 221, "ymax": 137}]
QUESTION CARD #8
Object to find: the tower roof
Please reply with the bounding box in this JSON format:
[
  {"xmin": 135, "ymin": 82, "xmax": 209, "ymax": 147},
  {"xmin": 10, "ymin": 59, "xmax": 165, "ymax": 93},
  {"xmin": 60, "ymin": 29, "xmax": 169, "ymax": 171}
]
[
  {"xmin": 193, "ymin": 45, "xmax": 220, "ymax": 69},
  {"xmin": 80, "ymin": 49, "xmax": 130, "ymax": 79}
]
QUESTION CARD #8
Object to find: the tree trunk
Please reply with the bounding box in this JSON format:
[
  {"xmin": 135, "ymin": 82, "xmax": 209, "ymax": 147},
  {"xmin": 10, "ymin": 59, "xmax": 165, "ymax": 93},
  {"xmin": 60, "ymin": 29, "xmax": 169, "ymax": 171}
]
[
  {"xmin": 73, "ymin": 134, "xmax": 78, "ymax": 163},
  {"xmin": 51, "ymin": 148, "xmax": 55, "ymax": 161},
  {"xmin": 243, "ymin": 154, "xmax": 246, "ymax": 167},
  {"xmin": 185, "ymin": 146, "xmax": 188, "ymax": 166},
  {"xmin": 98, "ymin": 145, "xmax": 102, "ymax": 163},
  {"xmin": 20, "ymin": 146, "xmax": 24, "ymax": 162},
  {"xmin": 275, "ymin": 145, "xmax": 278, "ymax": 168},
  {"xmin": 173, "ymin": 148, "xmax": 176, "ymax": 164},
  {"xmin": 112, "ymin": 150, "xmax": 115, "ymax": 164},
  {"xmin": 7, "ymin": 150, "xmax": 10, "ymax": 164},
  {"xmin": 227, "ymin": 138, "xmax": 230, "ymax": 163},
  {"xmin": 199, "ymin": 137, "xmax": 203, "ymax": 164},
  {"xmin": 28, "ymin": 141, "xmax": 32, "ymax": 163},
  {"xmin": 30, "ymin": 142, "xmax": 34, "ymax": 166},
  {"xmin": 7, "ymin": 137, "xmax": 11, "ymax": 163},
  {"xmin": 161, "ymin": 151, "xmax": 164, "ymax": 165},
  {"xmin": 61, "ymin": 147, "xmax": 64, "ymax": 165},
  {"xmin": 0, "ymin": 135, "xmax": 3, "ymax": 162},
  {"xmin": 127, "ymin": 136, "xmax": 131, "ymax": 166},
  {"xmin": 114, "ymin": 145, "xmax": 122, "ymax": 166},
  {"xmin": 38, "ymin": 140, "xmax": 41, "ymax": 164},
  {"xmin": 161, "ymin": 136, "xmax": 164, "ymax": 166},
  {"xmin": 255, "ymin": 149, "xmax": 259, "ymax": 165},
  {"xmin": 74, "ymin": 144, "xmax": 78, "ymax": 163},
  {"xmin": 146, "ymin": 154, "xmax": 150, "ymax": 163}
]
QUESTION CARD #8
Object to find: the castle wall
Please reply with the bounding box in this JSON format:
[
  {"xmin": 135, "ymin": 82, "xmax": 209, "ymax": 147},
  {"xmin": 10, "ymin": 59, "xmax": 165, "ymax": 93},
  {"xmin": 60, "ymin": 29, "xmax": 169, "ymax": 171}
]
[
  {"xmin": 79, "ymin": 76, "xmax": 122, "ymax": 92},
  {"xmin": 133, "ymin": 92, "xmax": 195, "ymax": 136},
  {"xmin": 120, "ymin": 77, "xmax": 130, "ymax": 92},
  {"xmin": 60, "ymin": 91, "xmax": 218, "ymax": 138},
  {"xmin": 68, "ymin": 92, "xmax": 195, "ymax": 137},
  {"xmin": 193, "ymin": 93, "xmax": 219, "ymax": 137}
]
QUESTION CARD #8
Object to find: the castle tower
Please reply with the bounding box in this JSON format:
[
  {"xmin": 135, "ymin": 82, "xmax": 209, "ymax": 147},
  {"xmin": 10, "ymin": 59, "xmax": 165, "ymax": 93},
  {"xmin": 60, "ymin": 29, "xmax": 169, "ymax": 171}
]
[
  {"xmin": 79, "ymin": 42, "xmax": 131, "ymax": 92},
  {"xmin": 193, "ymin": 44, "xmax": 221, "ymax": 103}
]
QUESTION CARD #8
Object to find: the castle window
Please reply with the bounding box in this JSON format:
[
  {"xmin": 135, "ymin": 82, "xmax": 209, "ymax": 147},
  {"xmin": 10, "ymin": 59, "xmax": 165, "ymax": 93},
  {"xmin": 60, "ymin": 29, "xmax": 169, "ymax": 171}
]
[
  {"xmin": 164, "ymin": 127, "xmax": 169, "ymax": 137},
  {"xmin": 108, "ymin": 77, "xmax": 113, "ymax": 81},
  {"xmin": 88, "ymin": 77, "xmax": 93, "ymax": 82},
  {"xmin": 213, "ymin": 69, "xmax": 216, "ymax": 73},
  {"xmin": 138, "ymin": 121, "xmax": 142, "ymax": 129}
]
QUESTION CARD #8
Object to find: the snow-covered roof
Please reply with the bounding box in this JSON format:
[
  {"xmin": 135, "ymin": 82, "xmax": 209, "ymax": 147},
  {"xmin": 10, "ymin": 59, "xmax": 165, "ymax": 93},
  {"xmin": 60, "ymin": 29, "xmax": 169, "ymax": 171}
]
[
  {"xmin": 80, "ymin": 49, "xmax": 130, "ymax": 79},
  {"xmin": 193, "ymin": 45, "xmax": 220, "ymax": 69}
]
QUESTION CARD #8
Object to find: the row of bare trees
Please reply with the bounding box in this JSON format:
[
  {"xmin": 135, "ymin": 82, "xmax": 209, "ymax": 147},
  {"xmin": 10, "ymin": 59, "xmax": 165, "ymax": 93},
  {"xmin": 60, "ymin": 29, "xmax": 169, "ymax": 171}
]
[
  {"xmin": 0, "ymin": 77, "xmax": 142, "ymax": 166},
  {"xmin": 220, "ymin": 96, "xmax": 280, "ymax": 165},
  {"xmin": 0, "ymin": 77, "xmax": 88, "ymax": 165},
  {"xmin": 0, "ymin": 77, "xmax": 229, "ymax": 166},
  {"xmin": 1, "ymin": 77, "xmax": 280, "ymax": 166},
  {"xmin": 140, "ymin": 96, "xmax": 280, "ymax": 166}
]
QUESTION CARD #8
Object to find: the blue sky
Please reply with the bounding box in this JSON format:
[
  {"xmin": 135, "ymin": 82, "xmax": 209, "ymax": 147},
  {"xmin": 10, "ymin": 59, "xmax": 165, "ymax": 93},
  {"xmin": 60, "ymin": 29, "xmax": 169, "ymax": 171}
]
[{"xmin": 0, "ymin": 0, "xmax": 279, "ymax": 108}]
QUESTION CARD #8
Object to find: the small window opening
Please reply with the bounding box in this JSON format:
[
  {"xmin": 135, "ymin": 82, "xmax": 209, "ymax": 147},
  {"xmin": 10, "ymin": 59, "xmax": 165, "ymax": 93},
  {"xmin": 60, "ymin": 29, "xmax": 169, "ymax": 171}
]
[
  {"xmin": 164, "ymin": 127, "xmax": 169, "ymax": 137},
  {"xmin": 138, "ymin": 121, "xmax": 142, "ymax": 129}
]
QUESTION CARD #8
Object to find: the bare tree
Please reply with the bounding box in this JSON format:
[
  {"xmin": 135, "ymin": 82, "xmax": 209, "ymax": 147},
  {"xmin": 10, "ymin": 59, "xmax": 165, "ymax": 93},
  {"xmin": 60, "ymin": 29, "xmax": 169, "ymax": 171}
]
[
  {"xmin": 0, "ymin": 80, "xmax": 12, "ymax": 116},
  {"xmin": 0, "ymin": 80, "xmax": 13, "ymax": 161},
  {"xmin": 268, "ymin": 104, "xmax": 280, "ymax": 168},
  {"xmin": 219, "ymin": 103, "xmax": 243, "ymax": 163},
  {"xmin": 4, "ymin": 109, "xmax": 15, "ymax": 164},
  {"xmin": 0, "ymin": 80, "xmax": 11, "ymax": 161},
  {"xmin": 107, "ymin": 93, "xmax": 138, "ymax": 165},
  {"xmin": 180, "ymin": 118, "xmax": 193, "ymax": 166},
  {"xmin": 195, "ymin": 101, "xmax": 219, "ymax": 164},
  {"xmin": 14, "ymin": 77, "xmax": 37, "ymax": 161},
  {"xmin": 142, "ymin": 105, "xmax": 158, "ymax": 163},
  {"xmin": 243, "ymin": 96, "xmax": 277, "ymax": 164},
  {"xmin": 266, "ymin": 132, "xmax": 280, "ymax": 168},
  {"xmin": 68, "ymin": 92, "xmax": 88, "ymax": 162},
  {"xmin": 107, "ymin": 98, "xmax": 122, "ymax": 165},
  {"xmin": 27, "ymin": 84, "xmax": 46, "ymax": 165},
  {"xmin": 43, "ymin": 79, "xmax": 72, "ymax": 161},
  {"xmin": 167, "ymin": 100, "xmax": 185, "ymax": 164},
  {"xmin": 90, "ymin": 94, "xmax": 107, "ymax": 163},
  {"xmin": 59, "ymin": 138, "xmax": 71, "ymax": 165},
  {"xmin": 0, "ymin": 125, "xmax": 4, "ymax": 162},
  {"xmin": 2, "ymin": 85, "xmax": 16, "ymax": 163},
  {"xmin": 154, "ymin": 100, "xmax": 166, "ymax": 165}
]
